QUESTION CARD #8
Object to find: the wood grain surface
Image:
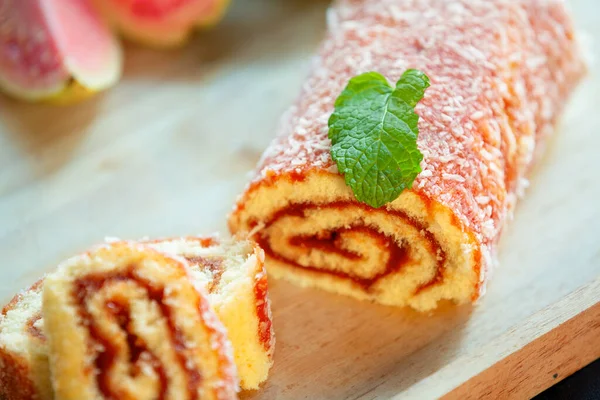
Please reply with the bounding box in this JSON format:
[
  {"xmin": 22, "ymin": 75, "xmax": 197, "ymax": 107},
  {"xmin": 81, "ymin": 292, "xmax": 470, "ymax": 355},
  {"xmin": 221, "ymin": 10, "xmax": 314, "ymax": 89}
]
[
  {"xmin": 0, "ymin": 0, "xmax": 598, "ymax": 399},
  {"xmin": 443, "ymin": 285, "xmax": 600, "ymax": 400}
]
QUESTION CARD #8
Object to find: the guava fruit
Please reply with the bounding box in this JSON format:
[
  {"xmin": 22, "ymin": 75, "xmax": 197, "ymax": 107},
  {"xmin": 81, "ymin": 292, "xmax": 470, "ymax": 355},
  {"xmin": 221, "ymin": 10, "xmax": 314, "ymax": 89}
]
[
  {"xmin": 0, "ymin": 0, "xmax": 122, "ymax": 103},
  {"xmin": 93, "ymin": 0, "xmax": 232, "ymax": 48}
]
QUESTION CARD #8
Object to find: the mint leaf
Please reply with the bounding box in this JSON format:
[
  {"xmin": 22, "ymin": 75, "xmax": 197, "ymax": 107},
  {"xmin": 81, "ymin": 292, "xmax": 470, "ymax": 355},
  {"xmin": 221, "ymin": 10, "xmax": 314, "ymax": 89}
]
[{"xmin": 328, "ymin": 69, "xmax": 430, "ymax": 208}]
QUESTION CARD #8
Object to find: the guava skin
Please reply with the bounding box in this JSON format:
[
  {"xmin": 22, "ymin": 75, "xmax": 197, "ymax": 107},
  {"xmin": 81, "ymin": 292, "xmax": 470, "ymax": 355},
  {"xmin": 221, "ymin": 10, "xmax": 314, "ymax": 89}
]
[{"xmin": 0, "ymin": 0, "xmax": 122, "ymax": 103}]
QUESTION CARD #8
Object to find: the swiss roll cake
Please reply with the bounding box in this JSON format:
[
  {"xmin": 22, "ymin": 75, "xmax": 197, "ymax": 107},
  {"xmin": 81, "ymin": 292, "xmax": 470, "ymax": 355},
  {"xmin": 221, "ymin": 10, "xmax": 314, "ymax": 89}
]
[
  {"xmin": 42, "ymin": 242, "xmax": 238, "ymax": 400},
  {"xmin": 0, "ymin": 237, "xmax": 274, "ymax": 399},
  {"xmin": 229, "ymin": 0, "xmax": 586, "ymax": 311}
]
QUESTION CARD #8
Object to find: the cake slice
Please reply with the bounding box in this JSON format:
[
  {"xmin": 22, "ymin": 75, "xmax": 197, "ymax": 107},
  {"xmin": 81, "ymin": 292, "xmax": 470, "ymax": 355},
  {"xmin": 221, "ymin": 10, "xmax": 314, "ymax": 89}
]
[
  {"xmin": 42, "ymin": 241, "xmax": 238, "ymax": 400},
  {"xmin": 0, "ymin": 281, "xmax": 51, "ymax": 400},
  {"xmin": 0, "ymin": 236, "xmax": 274, "ymax": 398},
  {"xmin": 144, "ymin": 236, "xmax": 275, "ymax": 390}
]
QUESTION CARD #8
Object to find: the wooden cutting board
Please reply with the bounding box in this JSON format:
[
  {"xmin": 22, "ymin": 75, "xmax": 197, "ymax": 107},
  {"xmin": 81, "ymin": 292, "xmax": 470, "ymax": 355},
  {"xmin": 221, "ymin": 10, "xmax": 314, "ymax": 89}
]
[{"xmin": 0, "ymin": 0, "xmax": 598, "ymax": 399}]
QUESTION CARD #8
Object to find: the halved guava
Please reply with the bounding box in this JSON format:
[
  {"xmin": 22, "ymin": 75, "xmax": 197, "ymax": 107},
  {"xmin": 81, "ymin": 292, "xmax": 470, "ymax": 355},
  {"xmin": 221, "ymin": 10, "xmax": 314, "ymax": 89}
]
[
  {"xmin": 0, "ymin": 0, "xmax": 122, "ymax": 102},
  {"xmin": 93, "ymin": 0, "xmax": 231, "ymax": 47}
]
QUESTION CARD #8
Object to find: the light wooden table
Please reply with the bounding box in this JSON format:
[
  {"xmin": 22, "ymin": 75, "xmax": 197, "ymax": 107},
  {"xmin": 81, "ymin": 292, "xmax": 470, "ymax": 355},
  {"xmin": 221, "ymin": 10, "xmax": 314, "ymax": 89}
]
[{"xmin": 0, "ymin": 0, "xmax": 599, "ymax": 399}]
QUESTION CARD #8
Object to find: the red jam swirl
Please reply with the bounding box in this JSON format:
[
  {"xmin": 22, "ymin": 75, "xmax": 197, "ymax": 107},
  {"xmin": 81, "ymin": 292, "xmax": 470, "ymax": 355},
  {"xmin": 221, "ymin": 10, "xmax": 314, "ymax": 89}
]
[
  {"xmin": 73, "ymin": 269, "xmax": 202, "ymax": 400},
  {"xmin": 104, "ymin": 300, "xmax": 167, "ymax": 397},
  {"xmin": 26, "ymin": 313, "xmax": 45, "ymax": 341},
  {"xmin": 253, "ymin": 270, "xmax": 273, "ymax": 354},
  {"xmin": 289, "ymin": 231, "xmax": 362, "ymax": 260},
  {"xmin": 184, "ymin": 256, "xmax": 224, "ymax": 293},
  {"xmin": 255, "ymin": 201, "xmax": 447, "ymax": 294}
]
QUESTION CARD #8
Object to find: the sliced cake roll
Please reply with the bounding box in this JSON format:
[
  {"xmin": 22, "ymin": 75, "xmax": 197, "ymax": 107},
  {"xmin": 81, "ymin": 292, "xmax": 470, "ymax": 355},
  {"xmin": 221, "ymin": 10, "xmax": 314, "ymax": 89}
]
[
  {"xmin": 0, "ymin": 281, "xmax": 51, "ymax": 400},
  {"xmin": 0, "ymin": 236, "xmax": 274, "ymax": 398},
  {"xmin": 145, "ymin": 236, "xmax": 275, "ymax": 390},
  {"xmin": 42, "ymin": 241, "xmax": 238, "ymax": 400},
  {"xmin": 229, "ymin": 0, "xmax": 586, "ymax": 311}
]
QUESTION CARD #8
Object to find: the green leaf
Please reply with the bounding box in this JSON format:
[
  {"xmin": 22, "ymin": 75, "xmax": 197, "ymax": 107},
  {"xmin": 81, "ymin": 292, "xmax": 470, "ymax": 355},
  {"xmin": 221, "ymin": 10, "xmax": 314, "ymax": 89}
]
[{"xmin": 328, "ymin": 69, "xmax": 430, "ymax": 208}]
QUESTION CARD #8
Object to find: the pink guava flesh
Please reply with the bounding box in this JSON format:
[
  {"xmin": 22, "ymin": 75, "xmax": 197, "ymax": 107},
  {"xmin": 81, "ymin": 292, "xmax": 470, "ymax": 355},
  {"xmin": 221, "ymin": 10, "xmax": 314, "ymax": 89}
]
[
  {"xmin": 0, "ymin": 0, "xmax": 121, "ymax": 100},
  {"xmin": 98, "ymin": 0, "xmax": 222, "ymax": 45},
  {"xmin": 112, "ymin": 0, "xmax": 214, "ymax": 24},
  {"xmin": 0, "ymin": 0, "xmax": 70, "ymax": 97},
  {"xmin": 42, "ymin": 0, "xmax": 122, "ymax": 89}
]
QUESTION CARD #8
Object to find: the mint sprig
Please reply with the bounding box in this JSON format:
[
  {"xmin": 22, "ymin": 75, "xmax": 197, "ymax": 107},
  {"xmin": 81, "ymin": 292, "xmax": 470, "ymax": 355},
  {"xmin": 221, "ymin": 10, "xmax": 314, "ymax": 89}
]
[{"xmin": 328, "ymin": 69, "xmax": 430, "ymax": 208}]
